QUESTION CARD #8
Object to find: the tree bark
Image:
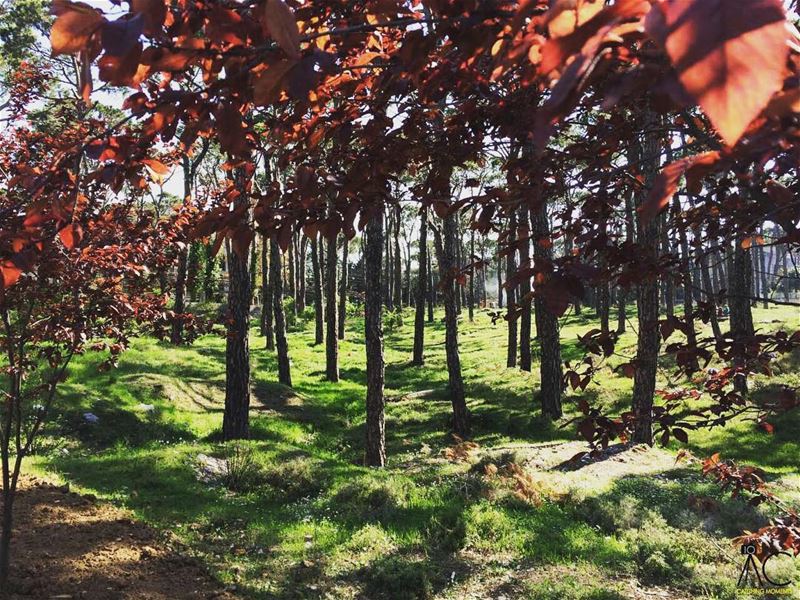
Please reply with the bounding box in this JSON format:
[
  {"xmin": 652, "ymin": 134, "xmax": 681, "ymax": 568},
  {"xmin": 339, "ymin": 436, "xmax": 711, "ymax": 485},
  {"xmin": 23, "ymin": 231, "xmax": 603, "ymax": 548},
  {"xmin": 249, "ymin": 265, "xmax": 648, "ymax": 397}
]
[
  {"xmin": 222, "ymin": 170, "xmax": 252, "ymax": 441},
  {"xmin": 297, "ymin": 235, "xmax": 308, "ymax": 313},
  {"xmin": 271, "ymin": 238, "xmax": 292, "ymax": 387},
  {"xmin": 506, "ymin": 212, "xmax": 518, "ymax": 368},
  {"xmin": 365, "ymin": 211, "xmax": 386, "ymax": 467},
  {"xmin": 672, "ymin": 194, "xmax": 696, "ymax": 349},
  {"xmin": 325, "ymin": 232, "xmax": 339, "ymax": 382},
  {"xmin": 730, "ymin": 238, "xmax": 754, "ymax": 395},
  {"xmin": 338, "ymin": 236, "xmax": 348, "ymax": 340},
  {"xmin": 631, "ymin": 112, "xmax": 662, "ymax": 445},
  {"xmin": 170, "ymin": 156, "xmax": 192, "ymax": 344},
  {"xmin": 261, "ymin": 235, "xmax": 275, "ymax": 350},
  {"xmin": 412, "ymin": 207, "xmax": 428, "ymax": 366},
  {"xmin": 531, "ymin": 201, "xmax": 562, "ymax": 419},
  {"xmin": 311, "ymin": 234, "xmax": 324, "ymax": 345},
  {"xmin": 468, "ymin": 228, "xmax": 475, "ymax": 322},
  {"xmin": 393, "ymin": 204, "xmax": 402, "ymax": 309},
  {"xmin": 427, "ymin": 250, "xmax": 435, "ymax": 322},
  {"xmin": 518, "ymin": 207, "xmax": 532, "ymax": 371},
  {"xmin": 434, "ymin": 211, "xmax": 470, "ymax": 436}
]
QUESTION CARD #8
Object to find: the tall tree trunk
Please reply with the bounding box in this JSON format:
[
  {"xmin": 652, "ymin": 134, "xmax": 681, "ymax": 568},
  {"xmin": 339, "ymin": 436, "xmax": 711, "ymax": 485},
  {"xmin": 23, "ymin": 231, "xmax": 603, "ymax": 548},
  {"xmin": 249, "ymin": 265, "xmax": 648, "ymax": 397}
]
[
  {"xmin": 518, "ymin": 207, "xmax": 532, "ymax": 371},
  {"xmin": 497, "ymin": 248, "xmax": 504, "ymax": 309},
  {"xmin": 730, "ymin": 238, "xmax": 754, "ymax": 395},
  {"xmin": 427, "ymin": 250, "xmax": 435, "ymax": 322},
  {"xmin": 365, "ymin": 211, "xmax": 386, "ymax": 467},
  {"xmin": 617, "ymin": 191, "xmax": 633, "ymax": 334},
  {"xmin": 271, "ymin": 238, "xmax": 292, "ymax": 386},
  {"xmin": 297, "ymin": 237, "xmax": 308, "ymax": 313},
  {"xmin": 531, "ymin": 201, "xmax": 562, "ymax": 419},
  {"xmin": 288, "ymin": 235, "xmax": 297, "ymax": 318},
  {"xmin": 673, "ymin": 195, "xmax": 696, "ymax": 349},
  {"xmin": 338, "ymin": 236, "xmax": 348, "ymax": 340},
  {"xmin": 758, "ymin": 226, "xmax": 769, "ymax": 309},
  {"xmin": 311, "ymin": 234, "xmax": 324, "ymax": 345},
  {"xmin": 433, "ymin": 212, "xmax": 470, "ymax": 436},
  {"xmin": 171, "ymin": 156, "xmax": 192, "ymax": 344},
  {"xmin": 405, "ymin": 242, "xmax": 412, "ymax": 307},
  {"xmin": 468, "ymin": 228, "xmax": 475, "ymax": 322},
  {"xmin": 325, "ymin": 232, "xmax": 339, "ymax": 382},
  {"xmin": 506, "ymin": 212, "xmax": 518, "ymax": 367},
  {"xmin": 261, "ymin": 235, "xmax": 275, "ymax": 350},
  {"xmin": 223, "ymin": 170, "xmax": 252, "ymax": 441},
  {"xmin": 384, "ymin": 213, "xmax": 393, "ymax": 310},
  {"xmin": 412, "ymin": 207, "xmax": 428, "ymax": 366},
  {"xmin": 697, "ymin": 238, "xmax": 723, "ymax": 344},
  {"xmin": 393, "ymin": 204, "xmax": 402, "ymax": 309},
  {"xmin": 631, "ymin": 112, "xmax": 661, "ymax": 445}
]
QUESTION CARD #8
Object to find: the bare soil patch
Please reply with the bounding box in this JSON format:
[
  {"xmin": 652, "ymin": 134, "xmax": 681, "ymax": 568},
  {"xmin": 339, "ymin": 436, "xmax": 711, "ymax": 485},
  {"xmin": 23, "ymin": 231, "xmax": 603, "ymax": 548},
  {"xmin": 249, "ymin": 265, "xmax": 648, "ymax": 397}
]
[{"xmin": 4, "ymin": 475, "xmax": 237, "ymax": 600}]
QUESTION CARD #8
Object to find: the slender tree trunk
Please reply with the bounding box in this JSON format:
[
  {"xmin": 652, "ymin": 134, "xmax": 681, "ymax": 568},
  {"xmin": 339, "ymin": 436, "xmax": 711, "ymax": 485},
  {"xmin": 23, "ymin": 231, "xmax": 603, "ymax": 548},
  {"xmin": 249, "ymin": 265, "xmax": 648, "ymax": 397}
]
[
  {"xmin": 261, "ymin": 235, "xmax": 275, "ymax": 350},
  {"xmin": 365, "ymin": 211, "xmax": 386, "ymax": 467},
  {"xmin": 468, "ymin": 228, "xmax": 475, "ymax": 322},
  {"xmin": 393, "ymin": 204, "xmax": 402, "ymax": 309},
  {"xmin": 405, "ymin": 243, "xmax": 412, "ymax": 307},
  {"xmin": 497, "ymin": 248, "xmax": 504, "ymax": 309},
  {"xmin": 518, "ymin": 207, "xmax": 532, "ymax": 371},
  {"xmin": 325, "ymin": 232, "xmax": 339, "ymax": 382},
  {"xmin": 297, "ymin": 235, "xmax": 308, "ymax": 313},
  {"xmin": 171, "ymin": 157, "xmax": 193, "ymax": 344},
  {"xmin": 758, "ymin": 227, "xmax": 769, "ymax": 309},
  {"xmin": 384, "ymin": 213, "xmax": 393, "ymax": 310},
  {"xmin": 531, "ymin": 201, "xmax": 563, "ymax": 419},
  {"xmin": 631, "ymin": 112, "xmax": 661, "ymax": 445},
  {"xmin": 427, "ymin": 250, "xmax": 435, "ymax": 322},
  {"xmin": 338, "ymin": 236, "xmax": 348, "ymax": 339},
  {"xmin": 433, "ymin": 211, "xmax": 470, "ymax": 436},
  {"xmin": 697, "ymin": 238, "xmax": 723, "ymax": 344},
  {"xmin": 311, "ymin": 235, "xmax": 324, "ymax": 345},
  {"xmin": 673, "ymin": 195, "xmax": 696, "ymax": 349},
  {"xmin": 271, "ymin": 238, "xmax": 292, "ymax": 386},
  {"xmin": 412, "ymin": 207, "xmax": 428, "ymax": 366},
  {"xmin": 223, "ymin": 170, "xmax": 252, "ymax": 441},
  {"xmin": 506, "ymin": 212, "xmax": 518, "ymax": 367},
  {"xmin": 730, "ymin": 238, "xmax": 754, "ymax": 395}
]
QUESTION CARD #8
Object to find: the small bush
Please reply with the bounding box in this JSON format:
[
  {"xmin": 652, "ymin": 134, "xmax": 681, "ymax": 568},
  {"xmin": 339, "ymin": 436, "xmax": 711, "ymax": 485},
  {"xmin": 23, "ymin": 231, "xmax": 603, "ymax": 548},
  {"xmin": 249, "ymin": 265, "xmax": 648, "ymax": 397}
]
[
  {"xmin": 333, "ymin": 476, "xmax": 410, "ymax": 520},
  {"xmin": 524, "ymin": 577, "xmax": 625, "ymax": 600},
  {"xmin": 363, "ymin": 556, "xmax": 433, "ymax": 600},
  {"xmin": 383, "ymin": 309, "xmax": 404, "ymax": 333},
  {"xmin": 464, "ymin": 502, "xmax": 518, "ymax": 552},
  {"xmin": 424, "ymin": 504, "xmax": 466, "ymax": 552},
  {"xmin": 262, "ymin": 455, "xmax": 325, "ymax": 501},
  {"xmin": 222, "ymin": 443, "xmax": 262, "ymax": 492}
]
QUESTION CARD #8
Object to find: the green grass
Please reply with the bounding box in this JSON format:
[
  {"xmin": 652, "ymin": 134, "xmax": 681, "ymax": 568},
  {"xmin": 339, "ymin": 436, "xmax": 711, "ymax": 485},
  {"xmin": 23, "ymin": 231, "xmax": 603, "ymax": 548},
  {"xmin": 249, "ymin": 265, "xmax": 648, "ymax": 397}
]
[{"xmin": 29, "ymin": 303, "xmax": 800, "ymax": 599}]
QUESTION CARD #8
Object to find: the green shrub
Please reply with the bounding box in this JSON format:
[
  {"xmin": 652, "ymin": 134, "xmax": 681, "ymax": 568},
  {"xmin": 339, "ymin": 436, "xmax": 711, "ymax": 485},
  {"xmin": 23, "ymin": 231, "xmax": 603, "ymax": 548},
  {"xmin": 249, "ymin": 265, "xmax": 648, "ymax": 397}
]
[
  {"xmin": 221, "ymin": 442, "xmax": 262, "ymax": 492},
  {"xmin": 524, "ymin": 577, "xmax": 626, "ymax": 600},
  {"xmin": 363, "ymin": 556, "xmax": 433, "ymax": 600},
  {"xmin": 262, "ymin": 455, "xmax": 325, "ymax": 501},
  {"xmin": 333, "ymin": 476, "xmax": 410, "ymax": 521}
]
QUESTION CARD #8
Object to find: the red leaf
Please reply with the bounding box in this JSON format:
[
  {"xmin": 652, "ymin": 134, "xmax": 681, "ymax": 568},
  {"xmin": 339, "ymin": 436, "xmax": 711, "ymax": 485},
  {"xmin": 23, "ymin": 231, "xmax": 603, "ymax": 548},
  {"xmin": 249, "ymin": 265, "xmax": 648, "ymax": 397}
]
[
  {"xmin": 264, "ymin": 0, "xmax": 301, "ymax": 60},
  {"xmin": 640, "ymin": 151, "xmax": 720, "ymax": 224},
  {"xmin": 759, "ymin": 421, "xmax": 775, "ymax": 434},
  {"xmin": 0, "ymin": 261, "xmax": 22, "ymax": 288},
  {"xmin": 231, "ymin": 226, "xmax": 254, "ymax": 258},
  {"xmin": 58, "ymin": 224, "xmax": 83, "ymax": 249},
  {"xmin": 646, "ymin": 0, "xmax": 788, "ymax": 147},
  {"xmin": 50, "ymin": 1, "xmax": 104, "ymax": 56},
  {"xmin": 251, "ymin": 59, "xmax": 297, "ymax": 105}
]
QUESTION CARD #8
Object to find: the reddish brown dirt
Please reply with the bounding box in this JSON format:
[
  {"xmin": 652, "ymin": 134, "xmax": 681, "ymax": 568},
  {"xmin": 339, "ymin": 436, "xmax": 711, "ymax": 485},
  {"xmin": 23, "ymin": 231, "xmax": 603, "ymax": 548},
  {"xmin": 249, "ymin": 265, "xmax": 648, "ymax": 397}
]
[{"xmin": 4, "ymin": 475, "xmax": 238, "ymax": 599}]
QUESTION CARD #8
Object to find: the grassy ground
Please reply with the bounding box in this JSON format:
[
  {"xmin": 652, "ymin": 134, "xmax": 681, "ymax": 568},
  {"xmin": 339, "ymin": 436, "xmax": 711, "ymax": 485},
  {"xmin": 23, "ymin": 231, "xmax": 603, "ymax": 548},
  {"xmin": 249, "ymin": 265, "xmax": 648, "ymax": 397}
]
[{"xmin": 29, "ymin": 302, "xmax": 800, "ymax": 599}]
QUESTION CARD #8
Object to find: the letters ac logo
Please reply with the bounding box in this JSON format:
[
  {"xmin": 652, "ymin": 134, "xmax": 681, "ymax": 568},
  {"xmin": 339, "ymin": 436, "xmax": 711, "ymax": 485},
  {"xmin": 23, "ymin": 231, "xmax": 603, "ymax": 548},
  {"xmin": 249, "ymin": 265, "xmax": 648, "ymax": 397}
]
[{"xmin": 738, "ymin": 543, "xmax": 792, "ymax": 588}]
